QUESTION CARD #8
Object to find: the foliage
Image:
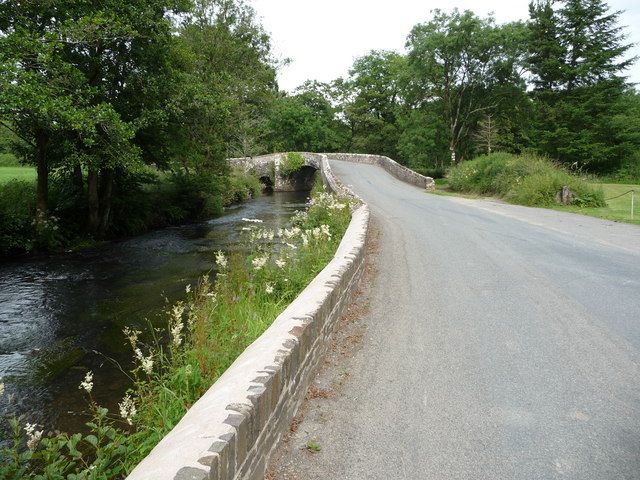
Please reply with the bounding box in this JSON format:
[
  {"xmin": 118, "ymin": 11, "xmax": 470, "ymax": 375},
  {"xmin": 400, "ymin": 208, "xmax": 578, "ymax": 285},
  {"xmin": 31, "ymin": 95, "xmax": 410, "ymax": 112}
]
[
  {"xmin": 224, "ymin": 169, "xmax": 264, "ymax": 204},
  {"xmin": 266, "ymin": 82, "xmax": 349, "ymax": 153},
  {"xmin": 0, "ymin": 180, "xmax": 35, "ymax": 253},
  {"xmin": 447, "ymin": 152, "xmax": 605, "ymax": 207},
  {"xmin": 0, "ymin": 187, "xmax": 352, "ymax": 478},
  {"xmin": 280, "ymin": 152, "xmax": 306, "ymax": 176},
  {"xmin": 0, "ymin": 0, "xmax": 280, "ymax": 249},
  {"xmin": 406, "ymin": 10, "xmax": 528, "ymax": 164},
  {"xmin": 527, "ymin": 0, "xmax": 635, "ymax": 173}
]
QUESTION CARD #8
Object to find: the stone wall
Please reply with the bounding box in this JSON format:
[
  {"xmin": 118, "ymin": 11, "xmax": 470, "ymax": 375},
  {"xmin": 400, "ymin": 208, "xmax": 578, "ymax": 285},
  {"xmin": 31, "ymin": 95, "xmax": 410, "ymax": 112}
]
[
  {"xmin": 326, "ymin": 153, "xmax": 435, "ymax": 190},
  {"xmin": 229, "ymin": 153, "xmax": 322, "ymax": 192},
  {"xmin": 127, "ymin": 155, "xmax": 370, "ymax": 480}
]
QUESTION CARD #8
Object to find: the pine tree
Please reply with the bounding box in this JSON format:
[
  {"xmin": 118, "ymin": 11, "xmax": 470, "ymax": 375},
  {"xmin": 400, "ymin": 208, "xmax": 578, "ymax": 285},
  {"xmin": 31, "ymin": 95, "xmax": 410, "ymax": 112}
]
[
  {"xmin": 527, "ymin": 0, "xmax": 636, "ymax": 173},
  {"xmin": 527, "ymin": 1, "xmax": 566, "ymax": 92}
]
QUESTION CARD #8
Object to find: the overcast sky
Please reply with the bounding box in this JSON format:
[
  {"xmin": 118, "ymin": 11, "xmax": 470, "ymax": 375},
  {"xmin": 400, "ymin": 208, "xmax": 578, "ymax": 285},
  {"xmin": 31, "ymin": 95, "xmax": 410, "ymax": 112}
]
[{"xmin": 250, "ymin": 0, "xmax": 640, "ymax": 92}]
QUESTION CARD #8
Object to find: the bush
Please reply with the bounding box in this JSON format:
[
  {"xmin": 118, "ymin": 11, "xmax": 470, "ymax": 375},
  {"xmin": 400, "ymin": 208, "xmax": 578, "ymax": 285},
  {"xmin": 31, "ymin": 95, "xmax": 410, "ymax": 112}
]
[
  {"xmin": 0, "ymin": 180, "xmax": 36, "ymax": 253},
  {"xmin": 280, "ymin": 152, "xmax": 305, "ymax": 176},
  {"xmin": 224, "ymin": 169, "xmax": 263, "ymax": 204},
  {"xmin": 606, "ymin": 152, "xmax": 640, "ymax": 183},
  {"xmin": 447, "ymin": 152, "xmax": 605, "ymax": 207}
]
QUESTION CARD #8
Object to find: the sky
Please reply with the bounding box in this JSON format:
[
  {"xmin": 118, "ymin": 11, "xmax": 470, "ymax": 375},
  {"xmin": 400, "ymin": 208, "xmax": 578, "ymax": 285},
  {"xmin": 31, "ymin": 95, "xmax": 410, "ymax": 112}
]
[{"xmin": 250, "ymin": 0, "xmax": 640, "ymax": 92}]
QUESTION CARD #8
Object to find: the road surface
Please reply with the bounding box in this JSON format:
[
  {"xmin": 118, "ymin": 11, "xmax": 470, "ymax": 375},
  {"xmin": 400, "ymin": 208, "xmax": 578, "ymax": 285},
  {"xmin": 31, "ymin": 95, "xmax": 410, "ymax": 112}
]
[{"xmin": 272, "ymin": 160, "xmax": 640, "ymax": 480}]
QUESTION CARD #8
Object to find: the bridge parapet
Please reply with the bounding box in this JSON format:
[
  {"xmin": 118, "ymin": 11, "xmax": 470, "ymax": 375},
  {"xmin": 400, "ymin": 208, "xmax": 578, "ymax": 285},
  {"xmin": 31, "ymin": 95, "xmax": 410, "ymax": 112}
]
[
  {"xmin": 230, "ymin": 152, "xmax": 435, "ymax": 192},
  {"xmin": 229, "ymin": 153, "xmax": 323, "ymax": 192}
]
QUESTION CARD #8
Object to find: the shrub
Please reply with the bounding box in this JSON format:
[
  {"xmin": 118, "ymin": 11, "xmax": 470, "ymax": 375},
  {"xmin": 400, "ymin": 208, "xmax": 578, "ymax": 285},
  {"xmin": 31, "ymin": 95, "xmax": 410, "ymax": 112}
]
[
  {"xmin": 224, "ymin": 169, "xmax": 263, "ymax": 204},
  {"xmin": 280, "ymin": 152, "xmax": 305, "ymax": 176},
  {"xmin": 447, "ymin": 152, "xmax": 605, "ymax": 207},
  {"xmin": 0, "ymin": 180, "xmax": 36, "ymax": 253}
]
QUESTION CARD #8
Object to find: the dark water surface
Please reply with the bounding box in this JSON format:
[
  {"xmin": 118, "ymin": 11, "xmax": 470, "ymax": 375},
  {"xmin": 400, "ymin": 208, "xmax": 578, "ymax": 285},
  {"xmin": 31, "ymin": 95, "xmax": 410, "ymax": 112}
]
[{"xmin": 0, "ymin": 191, "xmax": 308, "ymax": 434}]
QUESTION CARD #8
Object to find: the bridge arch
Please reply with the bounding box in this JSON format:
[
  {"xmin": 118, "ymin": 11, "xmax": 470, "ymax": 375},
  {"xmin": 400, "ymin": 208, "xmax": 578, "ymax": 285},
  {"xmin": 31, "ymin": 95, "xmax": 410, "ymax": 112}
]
[{"xmin": 229, "ymin": 152, "xmax": 323, "ymax": 192}]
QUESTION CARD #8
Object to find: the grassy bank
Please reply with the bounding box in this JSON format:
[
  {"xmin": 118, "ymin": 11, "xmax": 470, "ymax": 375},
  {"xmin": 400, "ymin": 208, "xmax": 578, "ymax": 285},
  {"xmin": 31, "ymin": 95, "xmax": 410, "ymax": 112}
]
[
  {"xmin": 0, "ymin": 168, "xmax": 263, "ymax": 255},
  {"xmin": 554, "ymin": 183, "xmax": 639, "ymax": 225},
  {"xmin": 0, "ymin": 167, "xmax": 35, "ymax": 184},
  {"xmin": 434, "ymin": 153, "xmax": 638, "ymax": 225},
  {"xmin": 0, "ymin": 185, "xmax": 352, "ymax": 478},
  {"xmin": 445, "ymin": 152, "xmax": 605, "ymax": 207}
]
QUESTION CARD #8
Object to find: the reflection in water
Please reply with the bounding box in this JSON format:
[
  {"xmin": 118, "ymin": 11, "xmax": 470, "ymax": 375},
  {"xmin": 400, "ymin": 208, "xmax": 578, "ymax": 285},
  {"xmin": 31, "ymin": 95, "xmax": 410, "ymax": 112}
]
[{"xmin": 0, "ymin": 191, "xmax": 309, "ymax": 434}]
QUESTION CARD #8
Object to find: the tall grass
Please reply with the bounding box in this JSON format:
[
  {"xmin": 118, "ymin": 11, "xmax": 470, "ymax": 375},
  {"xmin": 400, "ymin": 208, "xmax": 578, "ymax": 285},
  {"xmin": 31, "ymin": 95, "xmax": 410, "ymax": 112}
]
[
  {"xmin": 447, "ymin": 152, "xmax": 605, "ymax": 207},
  {"xmin": 0, "ymin": 186, "xmax": 353, "ymax": 479}
]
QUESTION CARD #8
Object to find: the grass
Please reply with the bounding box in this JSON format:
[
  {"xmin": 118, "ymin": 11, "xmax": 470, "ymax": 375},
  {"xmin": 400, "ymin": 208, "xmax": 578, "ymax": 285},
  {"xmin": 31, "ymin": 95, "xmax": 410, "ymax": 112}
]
[
  {"xmin": 555, "ymin": 183, "xmax": 639, "ymax": 225},
  {"xmin": 434, "ymin": 175, "xmax": 639, "ymax": 226},
  {"xmin": 0, "ymin": 166, "xmax": 36, "ymax": 184}
]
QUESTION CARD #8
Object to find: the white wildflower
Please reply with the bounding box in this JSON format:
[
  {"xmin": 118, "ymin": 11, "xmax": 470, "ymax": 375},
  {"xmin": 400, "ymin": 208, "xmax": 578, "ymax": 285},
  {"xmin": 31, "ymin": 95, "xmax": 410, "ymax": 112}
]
[
  {"xmin": 321, "ymin": 224, "xmax": 332, "ymax": 239},
  {"xmin": 185, "ymin": 284, "xmax": 191, "ymax": 294},
  {"xmin": 301, "ymin": 233, "xmax": 309, "ymax": 247},
  {"xmin": 286, "ymin": 243, "xmax": 297, "ymax": 250},
  {"xmin": 24, "ymin": 423, "xmax": 43, "ymax": 450},
  {"xmin": 251, "ymin": 255, "xmax": 268, "ymax": 271},
  {"xmin": 123, "ymin": 327, "xmax": 140, "ymax": 349},
  {"xmin": 265, "ymin": 283, "xmax": 274, "ymax": 294},
  {"xmin": 79, "ymin": 371, "xmax": 93, "ymax": 393},
  {"xmin": 135, "ymin": 348, "xmax": 154, "ymax": 375},
  {"xmin": 185, "ymin": 364, "xmax": 193, "ymax": 376},
  {"xmin": 215, "ymin": 250, "xmax": 227, "ymax": 269},
  {"xmin": 171, "ymin": 320, "xmax": 183, "ymax": 348},
  {"xmin": 275, "ymin": 258, "xmax": 286, "ymax": 269},
  {"xmin": 281, "ymin": 227, "xmax": 301, "ymax": 240},
  {"xmin": 118, "ymin": 394, "xmax": 137, "ymax": 426}
]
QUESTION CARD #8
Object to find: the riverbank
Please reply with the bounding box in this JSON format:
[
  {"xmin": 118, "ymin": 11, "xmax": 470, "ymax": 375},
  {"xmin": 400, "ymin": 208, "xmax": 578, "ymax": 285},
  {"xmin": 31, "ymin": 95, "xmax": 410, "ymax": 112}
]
[
  {"xmin": 0, "ymin": 166, "xmax": 263, "ymax": 257},
  {"xmin": 0, "ymin": 190, "xmax": 309, "ymax": 435},
  {"xmin": 0, "ymin": 184, "xmax": 353, "ymax": 479}
]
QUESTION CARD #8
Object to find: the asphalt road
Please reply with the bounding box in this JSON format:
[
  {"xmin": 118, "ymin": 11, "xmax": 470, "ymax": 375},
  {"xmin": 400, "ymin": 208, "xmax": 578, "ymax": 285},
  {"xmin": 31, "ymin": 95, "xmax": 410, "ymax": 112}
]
[{"xmin": 274, "ymin": 160, "xmax": 640, "ymax": 480}]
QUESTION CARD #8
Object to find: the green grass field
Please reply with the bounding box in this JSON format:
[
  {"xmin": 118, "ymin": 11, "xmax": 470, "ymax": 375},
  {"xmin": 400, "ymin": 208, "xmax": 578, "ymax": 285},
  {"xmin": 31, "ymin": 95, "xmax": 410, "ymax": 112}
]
[
  {"xmin": 0, "ymin": 166, "xmax": 36, "ymax": 184},
  {"xmin": 556, "ymin": 183, "xmax": 639, "ymax": 225}
]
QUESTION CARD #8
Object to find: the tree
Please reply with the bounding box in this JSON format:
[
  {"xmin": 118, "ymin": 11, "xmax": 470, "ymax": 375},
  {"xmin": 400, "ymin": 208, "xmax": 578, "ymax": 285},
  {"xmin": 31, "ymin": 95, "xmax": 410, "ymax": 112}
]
[
  {"xmin": 266, "ymin": 82, "xmax": 348, "ymax": 153},
  {"xmin": 0, "ymin": 0, "xmax": 190, "ymax": 235},
  {"xmin": 527, "ymin": 0, "xmax": 636, "ymax": 172},
  {"xmin": 473, "ymin": 114, "xmax": 499, "ymax": 155},
  {"xmin": 343, "ymin": 50, "xmax": 405, "ymax": 158},
  {"xmin": 406, "ymin": 10, "xmax": 524, "ymax": 164}
]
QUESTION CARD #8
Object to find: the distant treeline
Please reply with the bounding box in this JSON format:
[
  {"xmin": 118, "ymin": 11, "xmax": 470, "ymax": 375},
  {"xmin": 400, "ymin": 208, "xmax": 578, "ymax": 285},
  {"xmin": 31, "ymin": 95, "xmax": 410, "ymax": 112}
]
[{"xmin": 269, "ymin": 1, "xmax": 640, "ymax": 180}]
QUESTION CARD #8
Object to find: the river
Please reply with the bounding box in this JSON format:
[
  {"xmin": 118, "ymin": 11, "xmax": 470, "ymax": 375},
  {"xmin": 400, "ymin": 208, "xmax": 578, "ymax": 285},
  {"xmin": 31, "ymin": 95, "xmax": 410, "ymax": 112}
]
[{"xmin": 0, "ymin": 191, "xmax": 309, "ymax": 435}]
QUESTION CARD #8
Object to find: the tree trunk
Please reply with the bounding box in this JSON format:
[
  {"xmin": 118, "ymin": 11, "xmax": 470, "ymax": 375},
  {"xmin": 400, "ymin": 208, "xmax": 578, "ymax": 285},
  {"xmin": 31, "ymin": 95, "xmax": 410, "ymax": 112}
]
[
  {"xmin": 73, "ymin": 164, "xmax": 83, "ymax": 191},
  {"xmin": 35, "ymin": 130, "xmax": 49, "ymax": 215},
  {"xmin": 97, "ymin": 168, "xmax": 114, "ymax": 237},
  {"xmin": 87, "ymin": 167, "xmax": 99, "ymax": 235}
]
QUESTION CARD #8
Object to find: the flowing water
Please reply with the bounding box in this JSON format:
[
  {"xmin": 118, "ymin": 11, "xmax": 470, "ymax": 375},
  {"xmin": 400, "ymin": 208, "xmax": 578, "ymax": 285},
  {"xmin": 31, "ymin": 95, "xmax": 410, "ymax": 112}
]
[{"xmin": 0, "ymin": 191, "xmax": 309, "ymax": 435}]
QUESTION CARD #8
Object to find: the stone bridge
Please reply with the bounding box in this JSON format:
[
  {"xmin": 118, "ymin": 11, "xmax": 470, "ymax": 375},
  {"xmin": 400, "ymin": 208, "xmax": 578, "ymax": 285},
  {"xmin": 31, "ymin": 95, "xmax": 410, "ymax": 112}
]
[
  {"xmin": 229, "ymin": 152, "xmax": 323, "ymax": 192},
  {"xmin": 229, "ymin": 152, "xmax": 435, "ymax": 192}
]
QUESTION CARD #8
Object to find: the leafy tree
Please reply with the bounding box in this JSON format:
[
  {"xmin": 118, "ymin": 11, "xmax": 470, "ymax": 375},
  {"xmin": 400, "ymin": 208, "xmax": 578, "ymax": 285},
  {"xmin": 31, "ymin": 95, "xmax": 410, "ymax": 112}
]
[
  {"xmin": 0, "ymin": 0, "xmax": 190, "ymax": 236},
  {"xmin": 266, "ymin": 82, "xmax": 348, "ymax": 153},
  {"xmin": 406, "ymin": 10, "xmax": 525, "ymax": 164},
  {"xmin": 344, "ymin": 50, "xmax": 405, "ymax": 158}
]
